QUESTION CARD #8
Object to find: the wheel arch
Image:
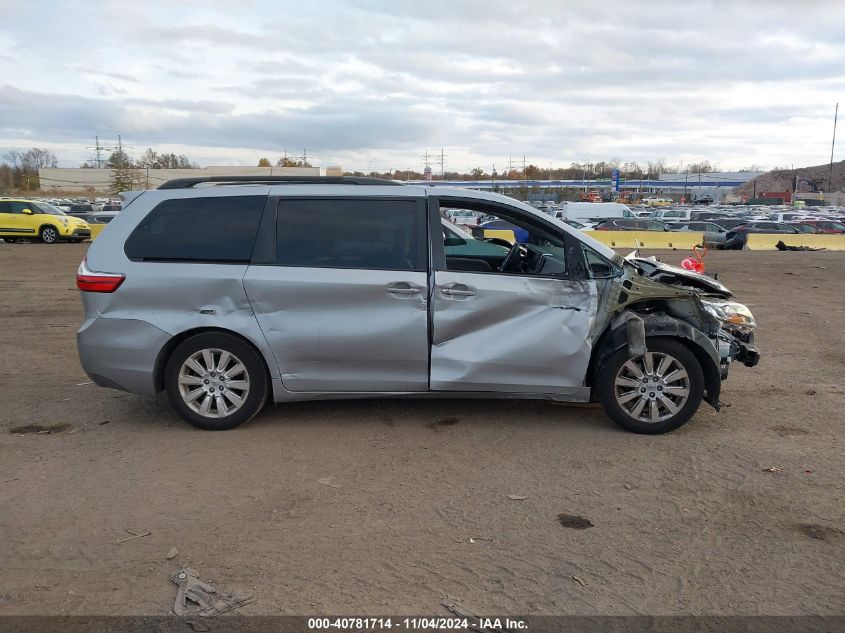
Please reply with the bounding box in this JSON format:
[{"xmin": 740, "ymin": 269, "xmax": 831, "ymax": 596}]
[
  {"xmin": 153, "ymin": 326, "xmax": 273, "ymax": 393},
  {"xmin": 588, "ymin": 308, "xmax": 722, "ymax": 409},
  {"xmin": 39, "ymin": 222, "xmax": 61, "ymax": 236}
]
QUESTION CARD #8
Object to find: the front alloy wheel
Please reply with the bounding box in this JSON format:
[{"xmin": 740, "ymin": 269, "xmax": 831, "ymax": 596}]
[
  {"xmin": 613, "ymin": 352, "xmax": 690, "ymax": 423},
  {"xmin": 40, "ymin": 226, "xmax": 59, "ymax": 243},
  {"xmin": 598, "ymin": 338, "xmax": 704, "ymax": 434}
]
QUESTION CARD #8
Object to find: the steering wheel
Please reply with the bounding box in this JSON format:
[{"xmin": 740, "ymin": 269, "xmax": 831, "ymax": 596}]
[{"xmin": 498, "ymin": 242, "xmax": 524, "ymax": 273}]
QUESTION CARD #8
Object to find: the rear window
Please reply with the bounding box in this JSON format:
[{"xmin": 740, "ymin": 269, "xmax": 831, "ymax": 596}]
[
  {"xmin": 125, "ymin": 196, "xmax": 265, "ymax": 262},
  {"xmin": 276, "ymin": 199, "xmax": 423, "ymax": 271}
]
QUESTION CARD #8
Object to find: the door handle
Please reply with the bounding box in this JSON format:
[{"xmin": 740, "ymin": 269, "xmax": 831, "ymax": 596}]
[
  {"xmin": 441, "ymin": 284, "xmax": 476, "ymax": 298},
  {"xmin": 386, "ymin": 283, "xmax": 422, "ymax": 296}
]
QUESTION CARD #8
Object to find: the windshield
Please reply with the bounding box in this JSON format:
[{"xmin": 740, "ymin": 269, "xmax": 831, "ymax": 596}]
[{"xmin": 32, "ymin": 201, "xmax": 67, "ymax": 216}]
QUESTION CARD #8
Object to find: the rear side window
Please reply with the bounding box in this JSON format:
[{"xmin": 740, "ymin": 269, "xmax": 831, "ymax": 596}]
[
  {"xmin": 276, "ymin": 199, "xmax": 424, "ymax": 271},
  {"xmin": 125, "ymin": 196, "xmax": 265, "ymax": 262}
]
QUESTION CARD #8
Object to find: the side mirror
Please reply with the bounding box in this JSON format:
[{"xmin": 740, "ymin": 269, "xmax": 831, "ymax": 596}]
[
  {"xmin": 21, "ymin": 208, "xmax": 33, "ymax": 215},
  {"xmin": 589, "ymin": 262, "xmax": 613, "ymax": 277},
  {"xmin": 443, "ymin": 236, "xmax": 467, "ymax": 247}
]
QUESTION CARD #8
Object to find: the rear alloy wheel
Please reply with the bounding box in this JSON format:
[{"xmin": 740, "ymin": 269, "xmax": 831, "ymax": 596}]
[
  {"xmin": 164, "ymin": 333, "xmax": 269, "ymax": 430},
  {"xmin": 598, "ymin": 338, "xmax": 704, "ymax": 434},
  {"xmin": 40, "ymin": 226, "xmax": 59, "ymax": 244}
]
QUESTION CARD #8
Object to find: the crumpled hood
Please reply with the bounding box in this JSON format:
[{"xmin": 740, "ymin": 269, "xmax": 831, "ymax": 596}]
[{"xmin": 625, "ymin": 255, "xmax": 733, "ymax": 298}]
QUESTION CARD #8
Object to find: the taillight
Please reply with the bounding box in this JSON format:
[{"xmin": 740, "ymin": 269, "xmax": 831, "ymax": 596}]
[{"xmin": 76, "ymin": 257, "xmax": 125, "ymax": 293}]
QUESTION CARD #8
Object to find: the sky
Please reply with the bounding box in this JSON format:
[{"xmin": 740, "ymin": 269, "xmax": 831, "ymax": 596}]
[{"xmin": 0, "ymin": 0, "xmax": 843, "ymax": 173}]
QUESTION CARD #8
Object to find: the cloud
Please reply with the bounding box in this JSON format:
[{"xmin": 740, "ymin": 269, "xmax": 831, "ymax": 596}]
[{"xmin": 1, "ymin": 0, "xmax": 843, "ymax": 170}]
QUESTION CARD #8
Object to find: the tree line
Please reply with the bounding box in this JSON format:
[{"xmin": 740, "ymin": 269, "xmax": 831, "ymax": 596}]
[
  {"xmin": 256, "ymin": 156, "xmax": 313, "ymax": 168},
  {"xmin": 1, "ymin": 148, "xmax": 58, "ymax": 191},
  {"xmin": 350, "ymin": 159, "xmax": 763, "ymax": 182},
  {"xmin": 90, "ymin": 148, "xmax": 200, "ymax": 194}
]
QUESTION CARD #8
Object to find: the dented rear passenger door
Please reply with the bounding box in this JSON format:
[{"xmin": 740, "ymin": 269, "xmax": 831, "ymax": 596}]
[{"xmin": 428, "ymin": 198, "xmax": 597, "ymax": 394}]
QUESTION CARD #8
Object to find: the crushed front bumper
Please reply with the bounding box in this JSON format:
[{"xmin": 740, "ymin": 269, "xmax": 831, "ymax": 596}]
[{"xmin": 717, "ymin": 330, "xmax": 759, "ymax": 379}]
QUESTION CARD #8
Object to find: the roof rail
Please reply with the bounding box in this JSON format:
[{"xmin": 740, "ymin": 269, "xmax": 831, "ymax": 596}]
[{"xmin": 157, "ymin": 175, "xmax": 404, "ymax": 190}]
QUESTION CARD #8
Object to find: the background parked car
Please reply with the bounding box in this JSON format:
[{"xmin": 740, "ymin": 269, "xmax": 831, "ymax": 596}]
[
  {"xmin": 66, "ymin": 204, "xmax": 96, "ymax": 215},
  {"xmin": 667, "ymin": 221, "xmax": 729, "ymax": 247},
  {"xmin": 472, "ymin": 218, "xmax": 529, "ymax": 243},
  {"xmin": 712, "ymin": 218, "xmax": 752, "ymax": 231},
  {"xmin": 0, "ymin": 199, "xmax": 91, "ymax": 243},
  {"xmin": 562, "ymin": 219, "xmax": 590, "ymax": 231},
  {"xmin": 789, "ymin": 222, "xmax": 822, "ymax": 234},
  {"xmin": 791, "ymin": 219, "xmax": 845, "ymax": 234},
  {"xmin": 87, "ymin": 211, "xmax": 120, "ymax": 224},
  {"xmin": 594, "ymin": 218, "xmax": 670, "ymax": 231},
  {"xmin": 445, "ymin": 209, "xmax": 483, "ymax": 227},
  {"xmin": 724, "ymin": 221, "xmax": 800, "ymax": 250}
]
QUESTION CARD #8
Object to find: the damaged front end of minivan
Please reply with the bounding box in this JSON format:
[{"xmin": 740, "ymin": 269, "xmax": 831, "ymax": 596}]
[{"xmin": 588, "ymin": 253, "xmax": 760, "ymax": 411}]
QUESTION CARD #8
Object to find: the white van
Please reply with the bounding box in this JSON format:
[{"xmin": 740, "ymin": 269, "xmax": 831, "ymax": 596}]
[
  {"xmin": 558, "ymin": 202, "xmax": 634, "ymax": 222},
  {"xmin": 651, "ymin": 208, "xmax": 693, "ymax": 221}
]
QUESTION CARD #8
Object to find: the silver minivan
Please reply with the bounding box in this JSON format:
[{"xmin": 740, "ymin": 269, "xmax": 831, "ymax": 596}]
[{"xmin": 76, "ymin": 177, "xmax": 759, "ymax": 433}]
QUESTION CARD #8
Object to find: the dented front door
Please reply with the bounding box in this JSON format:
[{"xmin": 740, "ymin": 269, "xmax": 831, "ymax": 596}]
[{"xmin": 429, "ymin": 271, "xmax": 597, "ymax": 393}]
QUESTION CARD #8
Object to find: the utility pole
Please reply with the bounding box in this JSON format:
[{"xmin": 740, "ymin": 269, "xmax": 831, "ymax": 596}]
[
  {"xmin": 302, "ymin": 148, "xmax": 308, "ymax": 166},
  {"xmin": 86, "ymin": 136, "xmax": 104, "ymax": 167},
  {"xmin": 420, "ymin": 149, "xmax": 431, "ymax": 180},
  {"xmin": 829, "ymin": 102, "xmax": 839, "ymax": 194},
  {"xmin": 438, "ymin": 147, "xmax": 447, "ymax": 180},
  {"xmin": 522, "ymin": 155, "xmax": 527, "ymax": 201}
]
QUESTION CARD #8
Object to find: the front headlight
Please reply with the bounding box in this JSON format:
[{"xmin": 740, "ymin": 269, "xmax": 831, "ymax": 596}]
[{"xmin": 702, "ymin": 300, "xmax": 756, "ymax": 332}]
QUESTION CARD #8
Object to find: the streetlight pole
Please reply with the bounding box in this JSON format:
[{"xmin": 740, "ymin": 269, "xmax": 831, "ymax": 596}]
[{"xmin": 829, "ymin": 102, "xmax": 839, "ymax": 194}]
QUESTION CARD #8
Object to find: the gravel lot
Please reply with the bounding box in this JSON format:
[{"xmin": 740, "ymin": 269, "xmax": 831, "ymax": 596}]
[{"xmin": 1, "ymin": 242, "xmax": 843, "ymax": 616}]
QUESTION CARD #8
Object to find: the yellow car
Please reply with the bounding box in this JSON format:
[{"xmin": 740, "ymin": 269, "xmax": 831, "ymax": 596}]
[{"xmin": 0, "ymin": 199, "xmax": 91, "ymax": 243}]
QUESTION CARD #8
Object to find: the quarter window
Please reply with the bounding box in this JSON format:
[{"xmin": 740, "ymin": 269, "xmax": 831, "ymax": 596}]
[
  {"xmin": 276, "ymin": 199, "xmax": 423, "ymax": 271},
  {"xmin": 124, "ymin": 196, "xmax": 265, "ymax": 262}
]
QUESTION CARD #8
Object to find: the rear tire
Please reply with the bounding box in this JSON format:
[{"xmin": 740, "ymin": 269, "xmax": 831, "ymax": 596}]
[
  {"xmin": 164, "ymin": 332, "xmax": 269, "ymax": 430},
  {"xmin": 597, "ymin": 338, "xmax": 704, "ymax": 434},
  {"xmin": 39, "ymin": 226, "xmax": 59, "ymax": 244}
]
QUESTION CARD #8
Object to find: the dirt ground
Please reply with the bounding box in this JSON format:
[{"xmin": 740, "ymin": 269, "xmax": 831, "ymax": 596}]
[{"xmin": 0, "ymin": 242, "xmax": 843, "ymax": 617}]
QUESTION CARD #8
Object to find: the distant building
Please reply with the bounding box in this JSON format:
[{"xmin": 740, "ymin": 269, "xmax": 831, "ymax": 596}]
[
  {"xmin": 656, "ymin": 171, "xmax": 765, "ymax": 203},
  {"xmin": 38, "ymin": 165, "xmax": 325, "ymax": 192}
]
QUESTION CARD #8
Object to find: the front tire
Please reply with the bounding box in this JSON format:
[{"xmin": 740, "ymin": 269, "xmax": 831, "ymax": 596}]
[
  {"xmin": 597, "ymin": 338, "xmax": 704, "ymax": 434},
  {"xmin": 39, "ymin": 226, "xmax": 59, "ymax": 244},
  {"xmin": 164, "ymin": 332, "xmax": 269, "ymax": 430}
]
